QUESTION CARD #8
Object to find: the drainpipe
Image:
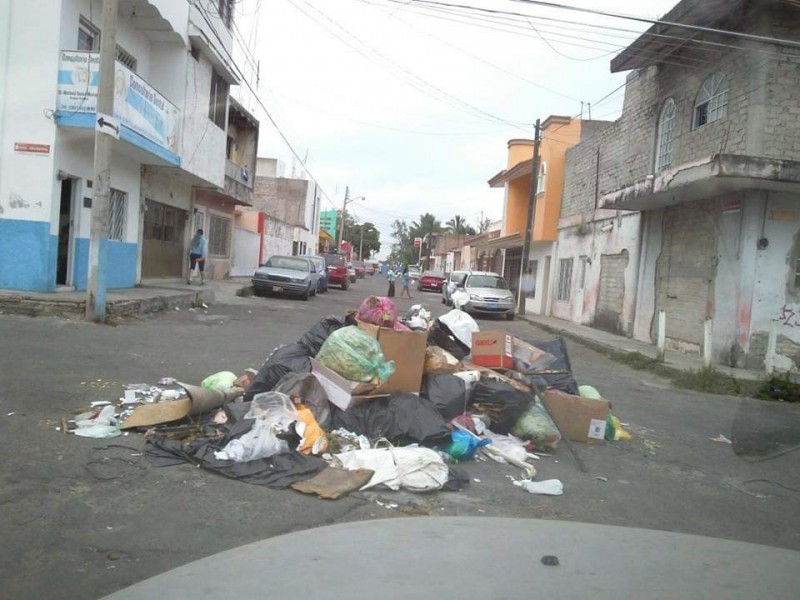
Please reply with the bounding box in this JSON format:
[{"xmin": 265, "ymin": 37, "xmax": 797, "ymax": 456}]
[{"xmin": 258, "ymin": 211, "xmax": 265, "ymax": 266}]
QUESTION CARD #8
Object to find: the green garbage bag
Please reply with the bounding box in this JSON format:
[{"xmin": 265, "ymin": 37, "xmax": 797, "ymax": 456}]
[
  {"xmin": 511, "ymin": 401, "xmax": 561, "ymax": 451},
  {"xmin": 315, "ymin": 326, "xmax": 396, "ymax": 384},
  {"xmin": 201, "ymin": 371, "xmax": 237, "ymax": 390}
]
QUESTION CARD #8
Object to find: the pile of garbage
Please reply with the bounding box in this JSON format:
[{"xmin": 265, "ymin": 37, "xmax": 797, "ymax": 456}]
[{"xmin": 62, "ymin": 295, "xmax": 630, "ymax": 499}]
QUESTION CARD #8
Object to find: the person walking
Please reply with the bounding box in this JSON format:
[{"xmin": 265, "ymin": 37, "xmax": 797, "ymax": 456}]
[
  {"xmin": 387, "ymin": 266, "xmax": 397, "ymax": 297},
  {"xmin": 187, "ymin": 228, "xmax": 208, "ymax": 285},
  {"xmin": 400, "ymin": 266, "xmax": 412, "ymax": 299}
]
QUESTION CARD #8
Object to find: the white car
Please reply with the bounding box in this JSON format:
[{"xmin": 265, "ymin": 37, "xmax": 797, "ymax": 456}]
[{"xmin": 442, "ymin": 271, "xmax": 468, "ymax": 306}]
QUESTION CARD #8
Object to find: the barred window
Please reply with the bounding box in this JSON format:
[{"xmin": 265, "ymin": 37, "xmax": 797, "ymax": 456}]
[
  {"xmin": 209, "ymin": 214, "xmax": 231, "ymax": 256},
  {"xmin": 108, "ymin": 189, "xmax": 126, "ymax": 241},
  {"xmin": 209, "ymin": 71, "xmax": 229, "ymax": 129},
  {"xmin": 115, "ymin": 44, "xmax": 137, "ymax": 72},
  {"xmin": 655, "ymin": 98, "xmax": 676, "ymax": 172},
  {"xmin": 557, "ymin": 258, "xmax": 573, "ymax": 302},
  {"xmin": 694, "ymin": 73, "xmax": 728, "ymax": 129}
]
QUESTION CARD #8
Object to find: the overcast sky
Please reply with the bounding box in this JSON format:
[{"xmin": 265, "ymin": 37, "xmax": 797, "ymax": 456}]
[{"xmin": 232, "ymin": 0, "xmax": 677, "ymax": 258}]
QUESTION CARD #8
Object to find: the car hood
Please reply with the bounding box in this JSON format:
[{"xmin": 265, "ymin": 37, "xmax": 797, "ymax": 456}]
[
  {"xmin": 254, "ymin": 267, "xmax": 310, "ymax": 279},
  {"xmin": 466, "ymin": 287, "xmax": 513, "ymax": 300}
]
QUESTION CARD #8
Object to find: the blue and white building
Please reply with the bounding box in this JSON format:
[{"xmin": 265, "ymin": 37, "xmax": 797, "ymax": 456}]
[{"xmin": 0, "ymin": 0, "xmax": 244, "ymax": 291}]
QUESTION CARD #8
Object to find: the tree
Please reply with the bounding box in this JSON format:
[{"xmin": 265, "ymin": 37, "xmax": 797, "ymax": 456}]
[
  {"xmin": 410, "ymin": 213, "xmax": 444, "ymax": 269},
  {"xmin": 446, "ymin": 215, "xmax": 477, "ymax": 236},
  {"xmin": 349, "ymin": 222, "xmax": 381, "ymax": 259},
  {"xmin": 478, "ymin": 216, "xmax": 493, "ymax": 234},
  {"xmin": 389, "ymin": 219, "xmax": 415, "ymax": 266}
]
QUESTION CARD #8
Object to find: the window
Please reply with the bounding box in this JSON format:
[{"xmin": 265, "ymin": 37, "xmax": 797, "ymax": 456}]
[
  {"xmin": 108, "ymin": 189, "xmax": 127, "ymax": 241},
  {"xmin": 655, "ymin": 99, "xmax": 676, "ymax": 171},
  {"xmin": 209, "ymin": 71, "xmax": 229, "ymax": 129},
  {"xmin": 536, "ymin": 161, "xmax": 546, "ymax": 194},
  {"xmin": 557, "ymin": 258, "xmax": 573, "ymax": 302},
  {"xmin": 218, "ymin": 0, "xmax": 234, "ymax": 29},
  {"xmin": 694, "ymin": 73, "xmax": 729, "ymax": 129},
  {"xmin": 115, "ymin": 44, "xmax": 137, "ymax": 72},
  {"xmin": 78, "ymin": 17, "xmax": 99, "ymax": 51},
  {"xmin": 209, "ymin": 214, "xmax": 231, "ymax": 256}
]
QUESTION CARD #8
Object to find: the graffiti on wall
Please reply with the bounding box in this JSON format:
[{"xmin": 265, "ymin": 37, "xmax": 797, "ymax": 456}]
[{"xmin": 776, "ymin": 304, "xmax": 800, "ymax": 327}]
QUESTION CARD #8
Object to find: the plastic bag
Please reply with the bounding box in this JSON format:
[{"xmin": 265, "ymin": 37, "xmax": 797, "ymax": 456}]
[
  {"xmin": 299, "ymin": 315, "xmax": 347, "ymax": 356},
  {"xmin": 451, "ymin": 289, "xmax": 470, "ymax": 310},
  {"xmin": 330, "ymin": 393, "xmax": 451, "ymax": 447},
  {"xmin": 444, "ymin": 428, "xmax": 490, "ymax": 461},
  {"xmin": 579, "ymin": 385, "xmax": 602, "ymax": 399},
  {"xmin": 295, "ymin": 404, "xmax": 328, "ymax": 455},
  {"xmin": 520, "ymin": 337, "xmax": 578, "ymax": 395},
  {"xmin": 424, "ymin": 346, "xmax": 461, "ymax": 374},
  {"xmin": 245, "ymin": 343, "xmax": 312, "ymax": 401},
  {"xmin": 438, "ymin": 309, "xmax": 479, "ymax": 349},
  {"xmin": 215, "ymin": 392, "xmax": 298, "ymax": 462},
  {"xmin": 422, "ymin": 374, "xmax": 469, "ymax": 420},
  {"xmin": 335, "ymin": 444, "xmax": 449, "ymax": 492},
  {"xmin": 315, "ymin": 326, "xmax": 395, "ymax": 384},
  {"xmin": 427, "ymin": 320, "xmax": 471, "ymax": 360},
  {"xmin": 511, "ymin": 401, "xmax": 562, "ymax": 451},
  {"xmin": 273, "ymin": 372, "xmax": 332, "ymax": 430},
  {"xmin": 201, "ymin": 371, "xmax": 237, "ymax": 390},
  {"xmin": 356, "ymin": 296, "xmax": 398, "ymax": 328},
  {"xmin": 469, "ymin": 380, "xmax": 532, "ymax": 435}
]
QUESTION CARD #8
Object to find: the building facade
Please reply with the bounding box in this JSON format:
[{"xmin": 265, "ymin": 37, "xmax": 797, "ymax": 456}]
[
  {"xmin": 557, "ymin": 0, "xmax": 800, "ymax": 369},
  {"xmin": 0, "ymin": 0, "xmax": 243, "ymax": 291}
]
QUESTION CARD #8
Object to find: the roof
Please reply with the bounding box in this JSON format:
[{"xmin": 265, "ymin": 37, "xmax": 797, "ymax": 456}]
[
  {"xmin": 488, "ymin": 158, "xmax": 533, "ymax": 188},
  {"xmin": 610, "ymin": 0, "xmax": 746, "ymax": 73}
]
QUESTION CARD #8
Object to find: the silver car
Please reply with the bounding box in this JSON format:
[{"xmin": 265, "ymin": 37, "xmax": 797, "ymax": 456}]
[
  {"xmin": 462, "ymin": 271, "xmax": 515, "ymax": 320},
  {"xmin": 441, "ymin": 270, "xmax": 468, "ymax": 306},
  {"xmin": 252, "ymin": 255, "xmax": 319, "ymax": 300}
]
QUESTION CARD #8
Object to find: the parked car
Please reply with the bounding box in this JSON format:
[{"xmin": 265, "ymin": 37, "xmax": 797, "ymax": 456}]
[
  {"xmin": 442, "ymin": 270, "xmax": 468, "ymax": 305},
  {"xmin": 352, "ymin": 261, "xmax": 366, "ymax": 279},
  {"xmin": 461, "ymin": 271, "xmax": 515, "ymax": 320},
  {"xmin": 252, "ymin": 255, "xmax": 319, "ymax": 300},
  {"xmin": 364, "ymin": 260, "xmax": 379, "ymax": 275},
  {"xmin": 347, "ymin": 262, "xmax": 357, "ymax": 284},
  {"xmin": 418, "ymin": 271, "xmax": 445, "ymax": 293},
  {"xmin": 323, "ymin": 253, "xmax": 349, "ymax": 290},
  {"xmin": 408, "ymin": 266, "xmax": 421, "ymax": 281},
  {"xmin": 306, "ymin": 255, "xmax": 328, "ymax": 293}
]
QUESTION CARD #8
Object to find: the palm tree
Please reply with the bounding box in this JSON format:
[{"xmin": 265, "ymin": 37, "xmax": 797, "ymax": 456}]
[
  {"xmin": 411, "ymin": 213, "xmax": 443, "ymax": 269},
  {"xmin": 446, "ymin": 214, "xmax": 477, "ymax": 236}
]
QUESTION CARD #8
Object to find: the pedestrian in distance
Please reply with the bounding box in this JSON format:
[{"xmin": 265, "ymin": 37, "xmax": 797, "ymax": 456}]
[
  {"xmin": 387, "ymin": 266, "xmax": 397, "ymax": 297},
  {"xmin": 400, "ymin": 265, "xmax": 412, "ymax": 298},
  {"xmin": 187, "ymin": 228, "xmax": 208, "ymax": 285}
]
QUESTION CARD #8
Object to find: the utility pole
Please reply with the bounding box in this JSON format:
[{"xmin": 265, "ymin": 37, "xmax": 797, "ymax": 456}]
[
  {"xmin": 337, "ymin": 185, "xmax": 349, "ymax": 248},
  {"xmin": 359, "ymin": 225, "xmax": 364, "ymax": 261},
  {"xmin": 86, "ymin": 0, "xmax": 118, "ymax": 321},
  {"xmin": 518, "ymin": 118, "xmax": 541, "ymax": 316}
]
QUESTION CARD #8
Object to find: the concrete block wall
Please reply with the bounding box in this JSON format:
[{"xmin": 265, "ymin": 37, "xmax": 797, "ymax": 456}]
[
  {"xmin": 252, "ymin": 176, "xmax": 310, "ymax": 228},
  {"xmin": 764, "ymin": 5, "xmax": 800, "ymax": 161}
]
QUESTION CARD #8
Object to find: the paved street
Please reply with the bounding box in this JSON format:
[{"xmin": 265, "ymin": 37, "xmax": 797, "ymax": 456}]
[{"xmin": 2, "ymin": 274, "xmax": 800, "ymax": 599}]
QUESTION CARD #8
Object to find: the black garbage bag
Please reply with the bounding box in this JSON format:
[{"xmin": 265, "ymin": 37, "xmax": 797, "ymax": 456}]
[
  {"xmin": 245, "ymin": 343, "xmax": 311, "ymax": 401},
  {"xmin": 298, "ymin": 315, "xmax": 347, "ymax": 356},
  {"xmin": 331, "ymin": 393, "xmax": 451, "ymax": 447},
  {"xmin": 427, "ymin": 320, "xmax": 470, "ymax": 360},
  {"xmin": 519, "ymin": 337, "xmax": 578, "ymax": 394},
  {"xmin": 422, "ymin": 374, "xmax": 469, "ymax": 420},
  {"xmin": 468, "ymin": 380, "xmax": 532, "ymax": 435}
]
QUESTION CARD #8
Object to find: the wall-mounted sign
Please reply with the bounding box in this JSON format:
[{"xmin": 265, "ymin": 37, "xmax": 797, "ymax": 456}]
[{"xmin": 14, "ymin": 142, "xmax": 51, "ymax": 155}]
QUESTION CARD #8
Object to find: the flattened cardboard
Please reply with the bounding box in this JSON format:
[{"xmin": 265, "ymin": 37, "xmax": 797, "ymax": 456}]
[
  {"xmin": 356, "ymin": 319, "xmax": 427, "ymax": 394},
  {"xmin": 471, "ymin": 331, "xmax": 514, "ymax": 369},
  {"xmin": 120, "ymin": 383, "xmax": 243, "ymax": 429},
  {"xmin": 310, "ymin": 359, "xmax": 387, "ymax": 411},
  {"xmin": 512, "ymin": 338, "xmax": 557, "ymax": 371},
  {"xmin": 542, "ymin": 390, "xmax": 609, "ymax": 443}
]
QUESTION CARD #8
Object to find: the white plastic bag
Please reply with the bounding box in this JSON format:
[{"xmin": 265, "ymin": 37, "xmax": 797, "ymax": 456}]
[
  {"xmin": 214, "ymin": 392, "xmax": 298, "ymax": 462},
  {"xmin": 335, "ymin": 443, "xmax": 448, "ymax": 492},
  {"xmin": 514, "ymin": 479, "xmax": 564, "ymax": 496},
  {"xmin": 335, "ymin": 448, "xmax": 399, "ymax": 490},
  {"xmin": 439, "ymin": 309, "xmax": 479, "ymax": 348},
  {"xmin": 451, "ymin": 290, "xmax": 470, "ymax": 310}
]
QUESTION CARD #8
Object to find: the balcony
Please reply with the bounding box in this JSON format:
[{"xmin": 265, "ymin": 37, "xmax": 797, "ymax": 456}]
[
  {"xmin": 54, "ymin": 51, "xmax": 181, "ymax": 166},
  {"xmin": 224, "ymin": 159, "xmax": 254, "ymax": 206}
]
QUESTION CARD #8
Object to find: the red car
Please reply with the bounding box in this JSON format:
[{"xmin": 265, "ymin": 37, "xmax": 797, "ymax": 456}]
[
  {"xmin": 323, "ymin": 254, "xmax": 350, "ymax": 290},
  {"xmin": 352, "ymin": 261, "xmax": 366, "ymax": 279},
  {"xmin": 418, "ymin": 271, "xmax": 445, "ymax": 292}
]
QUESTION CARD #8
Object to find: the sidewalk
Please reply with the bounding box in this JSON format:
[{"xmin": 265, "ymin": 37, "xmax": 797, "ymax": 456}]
[
  {"xmin": 517, "ymin": 313, "xmax": 765, "ymax": 382},
  {"xmin": 0, "ymin": 277, "xmax": 251, "ymax": 319}
]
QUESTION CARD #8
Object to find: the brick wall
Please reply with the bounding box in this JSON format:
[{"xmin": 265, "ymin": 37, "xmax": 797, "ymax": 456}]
[
  {"xmin": 595, "ymin": 250, "xmax": 630, "ymax": 334},
  {"xmin": 252, "ymin": 176, "xmax": 309, "ymax": 227},
  {"xmin": 764, "ymin": 4, "xmax": 800, "ymax": 161}
]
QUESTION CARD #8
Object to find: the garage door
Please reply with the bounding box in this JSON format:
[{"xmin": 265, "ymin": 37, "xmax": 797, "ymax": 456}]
[{"xmin": 142, "ymin": 199, "xmax": 187, "ymax": 278}]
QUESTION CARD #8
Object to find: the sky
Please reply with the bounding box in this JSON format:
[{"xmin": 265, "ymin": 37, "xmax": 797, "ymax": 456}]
[{"xmin": 231, "ymin": 0, "xmax": 678, "ymax": 258}]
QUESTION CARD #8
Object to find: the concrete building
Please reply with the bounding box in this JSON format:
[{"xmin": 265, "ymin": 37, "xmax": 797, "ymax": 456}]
[
  {"xmin": 251, "ymin": 157, "xmax": 321, "ymax": 257},
  {"xmin": 557, "ymin": 0, "xmax": 800, "ymax": 369},
  {"xmin": 0, "ymin": 0, "xmax": 244, "ymax": 291}
]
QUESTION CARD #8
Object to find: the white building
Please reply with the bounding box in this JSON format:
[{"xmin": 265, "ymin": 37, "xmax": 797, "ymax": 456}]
[{"xmin": 0, "ymin": 0, "xmax": 243, "ymax": 291}]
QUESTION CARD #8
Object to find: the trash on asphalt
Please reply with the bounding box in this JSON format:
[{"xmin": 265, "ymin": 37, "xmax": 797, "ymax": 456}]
[{"xmin": 60, "ymin": 293, "xmax": 634, "ymax": 499}]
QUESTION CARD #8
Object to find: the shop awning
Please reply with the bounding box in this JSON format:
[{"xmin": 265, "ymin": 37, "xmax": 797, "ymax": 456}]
[
  {"xmin": 318, "ymin": 229, "xmax": 334, "ymax": 242},
  {"xmin": 483, "ymin": 233, "xmax": 521, "ymax": 250}
]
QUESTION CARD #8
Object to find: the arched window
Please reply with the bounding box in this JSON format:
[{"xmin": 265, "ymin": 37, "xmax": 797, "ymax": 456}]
[
  {"xmin": 536, "ymin": 161, "xmax": 546, "ymax": 194},
  {"xmin": 655, "ymin": 98, "xmax": 676, "ymax": 171},
  {"xmin": 694, "ymin": 73, "xmax": 729, "ymax": 129}
]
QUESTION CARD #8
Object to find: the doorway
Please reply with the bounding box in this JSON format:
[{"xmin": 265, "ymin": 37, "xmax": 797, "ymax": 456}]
[{"xmin": 56, "ymin": 179, "xmax": 74, "ymax": 285}]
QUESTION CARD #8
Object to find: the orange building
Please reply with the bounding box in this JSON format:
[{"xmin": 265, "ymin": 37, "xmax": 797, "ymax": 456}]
[{"xmin": 486, "ymin": 116, "xmax": 583, "ymax": 314}]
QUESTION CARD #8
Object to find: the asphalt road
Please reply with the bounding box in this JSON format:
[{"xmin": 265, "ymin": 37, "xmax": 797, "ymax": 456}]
[{"xmin": 1, "ymin": 274, "xmax": 799, "ymax": 599}]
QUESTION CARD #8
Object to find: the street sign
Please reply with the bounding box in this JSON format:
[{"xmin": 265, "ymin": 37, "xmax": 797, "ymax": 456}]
[
  {"xmin": 14, "ymin": 142, "xmax": 50, "ymax": 155},
  {"xmin": 414, "ymin": 237, "xmax": 422, "ymax": 248},
  {"xmin": 95, "ymin": 113, "xmax": 120, "ymax": 139}
]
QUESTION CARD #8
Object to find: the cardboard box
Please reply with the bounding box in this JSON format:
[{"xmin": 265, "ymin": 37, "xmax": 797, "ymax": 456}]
[
  {"xmin": 356, "ymin": 320, "xmax": 427, "ymax": 394},
  {"xmin": 542, "ymin": 390, "xmax": 609, "ymax": 443},
  {"xmin": 512, "ymin": 338, "xmax": 557, "ymax": 372},
  {"xmin": 471, "ymin": 331, "xmax": 514, "ymax": 369},
  {"xmin": 310, "ymin": 359, "xmax": 388, "ymax": 411}
]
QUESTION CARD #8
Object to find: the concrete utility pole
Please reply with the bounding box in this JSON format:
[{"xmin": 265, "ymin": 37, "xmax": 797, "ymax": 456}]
[
  {"xmin": 518, "ymin": 118, "xmax": 541, "ymax": 316},
  {"xmin": 359, "ymin": 225, "xmax": 364, "ymax": 261},
  {"xmin": 337, "ymin": 186, "xmax": 349, "ymax": 247},
  {"xmin": 86, "ymin": 0, "xmax": 118, "ymax": 321}
]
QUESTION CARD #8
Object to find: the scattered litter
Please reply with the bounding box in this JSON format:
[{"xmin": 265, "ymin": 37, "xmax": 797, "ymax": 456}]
[
  {"xmin": 595, "ymin": 476, "xmax": 608, "ymax": 482},
  {"xmin": 174, "ymin": 307, "xmax": 180, "ymax": 311},
  {"xmin": 513, "ymin": 478, "xmax": 564, "ymax": 496},
  {"xmin": 541, "ymin": 555, "xmax": 560, "ymax": 566},
  {"xmin": 201, "ymin": 303, "xmax": 208, "ymax": 309},
  {"xmin": 90, "ymin": 401, "xmax": 112, "ymax": 408},
  {"xmin": 710, "ymin": 434, "xmax": 732, "ymax": 444},
  {"xmin": 473, "ymin": 478, "xmax": 481, "ymax": 483},
  {"xmin": 7, "ymin": 412, "xmax": 15, "ymax": 416}
]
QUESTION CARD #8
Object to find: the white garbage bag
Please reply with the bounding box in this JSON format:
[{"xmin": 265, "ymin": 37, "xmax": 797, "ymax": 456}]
[
  {"xmin": 214, "ymin": 392, "xmax": 298, "ymax": 462},
  {"xmin": 335, "ymin": 443, "xmax": 449, "ymax": 492},
  {"xmin": 439, "ymin": 308, "xmax": 480, "ymax": 348}
]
